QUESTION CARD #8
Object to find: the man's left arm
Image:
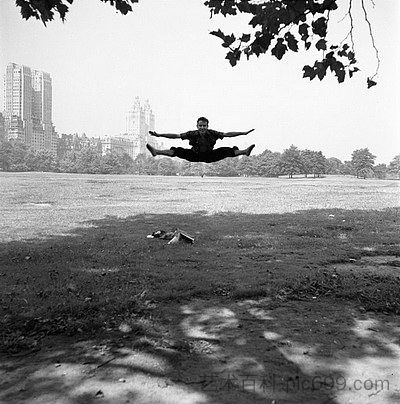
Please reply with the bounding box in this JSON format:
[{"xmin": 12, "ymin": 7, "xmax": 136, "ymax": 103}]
[{"xmin": 221, "ymin": 129, "xmax": 255, "ymax": 138}]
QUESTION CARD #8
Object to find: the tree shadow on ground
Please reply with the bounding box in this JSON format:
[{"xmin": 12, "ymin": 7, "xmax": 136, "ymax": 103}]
[{"xmin": 0, "ymin": 209, "xmax": 400, "ymax": 403}]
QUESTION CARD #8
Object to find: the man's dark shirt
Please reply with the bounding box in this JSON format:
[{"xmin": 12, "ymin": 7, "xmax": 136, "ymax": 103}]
[{"xmin": 180, "ymin": 129, "xmax": 224, "ymax": 153}]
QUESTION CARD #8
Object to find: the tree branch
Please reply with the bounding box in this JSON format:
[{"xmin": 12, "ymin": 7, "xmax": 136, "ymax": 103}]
[
  {"xmin": 339, "ymin": 0, "xmax": 355, "ymax": 53},
  {"xmin": 361, "ymin": 0, "xmax": 380, "ymax": 79}
]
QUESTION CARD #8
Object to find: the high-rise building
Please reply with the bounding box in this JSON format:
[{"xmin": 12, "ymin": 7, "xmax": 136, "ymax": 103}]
[
  {"xmin": 0, "ymin": 113, "xmax": 5, "ymax": 141},
  {"xmin": 125, "ymin": 97, "xmax": 156, "ymax": 159},
  {"xmin": 3, "ymin": 63, "xmax": 58, "ymax": 154}
]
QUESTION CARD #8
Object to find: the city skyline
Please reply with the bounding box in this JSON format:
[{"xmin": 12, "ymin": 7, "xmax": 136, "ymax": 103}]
[
  {"xmin": 2, "ymin": 62, "xmax": 159, "ymax": 160},
  {"xmin": 3, "ymin": 62, "xmax": 58, "ymax": 154},
  {"xmin": 1, "ymin": 1, "xmax": 399, "ymax": 164}
]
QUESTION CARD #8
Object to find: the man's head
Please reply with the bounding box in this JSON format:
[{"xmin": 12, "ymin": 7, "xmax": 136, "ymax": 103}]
[{"xmin": 197, "ymin": 117, "xmax": 209, "ymax": 133}]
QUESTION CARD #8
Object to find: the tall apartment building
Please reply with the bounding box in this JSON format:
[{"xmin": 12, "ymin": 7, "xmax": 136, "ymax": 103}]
[
  {"xmin": 125, "ymin": 97, "xmax": 156, "ymax": 159},
  {"xmin": 0, "ymin": 113, "xmax": 5, "ymax": 141},
  {"xmin": 3, "ymin": 63, "xmax": 58, "ymax": 154}
]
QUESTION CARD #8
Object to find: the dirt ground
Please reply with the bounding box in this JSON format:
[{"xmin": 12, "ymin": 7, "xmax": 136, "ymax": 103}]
[
  {"xmin": 2, "ymin": 291, "xmax": 400, "ymax": 404},
  {"xmin": 1, "ymin": 205, "xmax": 400, "ymax": 403}
]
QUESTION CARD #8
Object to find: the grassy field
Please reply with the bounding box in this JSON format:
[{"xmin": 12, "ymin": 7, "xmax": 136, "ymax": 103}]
[
  {"xmin": 1, "ymin": 172, "xmax": 399, "ymax": 322},
  {"xmin": 0, "ymin": 172, "xmax": 398, "ymax": 242},
  {"xmin": 1, "ymin": 172, "xmax": 400, "ymax": 403}
]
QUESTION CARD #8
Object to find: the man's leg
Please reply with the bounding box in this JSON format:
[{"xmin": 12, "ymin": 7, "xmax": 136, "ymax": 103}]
[
  {"xmin": 203, "ymin": 145, "xmax": 255, "ymax": 163},
  {"xmin": 146, "ymin": 144, "xmax": 174, "ymax": 157},
  {"xmin": 146, "ymin": 144, "xmax": 200, "ymax": 162},
  {"xmin": 234, "ymin": 144, "xmax": 255, "ymax": 157}
]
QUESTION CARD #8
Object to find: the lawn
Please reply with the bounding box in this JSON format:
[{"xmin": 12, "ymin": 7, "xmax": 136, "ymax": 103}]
[
  {"xmin": 0, "ymin": 172, "xmax": 398, "ymax": 241},
  {"xmin": 0, "ymin": 172, "xmax": 399, "ymax": 403}
]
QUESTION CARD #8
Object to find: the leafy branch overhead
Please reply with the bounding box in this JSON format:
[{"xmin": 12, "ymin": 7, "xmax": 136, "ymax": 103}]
[
  {"xmin": 207, "ymin": 0, "xmax": 379, "ymax": 87},
  {"xmin": 15, "ymin": 0, "xmax": 138, "ymax": 23},
  {"xmin": 16, "ymin": 0, "xmax": 379, "ymax": 87}
]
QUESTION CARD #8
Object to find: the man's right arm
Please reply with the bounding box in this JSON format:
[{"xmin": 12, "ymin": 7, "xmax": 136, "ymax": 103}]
[{"xmin": 149, "ymin": 131, "xmax": 181, "ymax": 139}]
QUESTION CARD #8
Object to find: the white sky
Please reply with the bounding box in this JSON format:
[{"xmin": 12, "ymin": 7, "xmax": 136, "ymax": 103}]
[{"xmin": 1, "ymin": 0, "xmax": 399, "ymax": 164}]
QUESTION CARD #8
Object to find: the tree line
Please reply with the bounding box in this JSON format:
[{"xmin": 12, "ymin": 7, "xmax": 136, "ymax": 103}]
[{"xmin": 0, "ymin": 140, "xmax": 399, "ymax": 179}]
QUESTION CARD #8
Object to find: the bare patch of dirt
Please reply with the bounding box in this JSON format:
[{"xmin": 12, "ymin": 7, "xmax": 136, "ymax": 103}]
[{"xmin": 1, "ymin": 296, "xmax": 400, "ymax": 403}]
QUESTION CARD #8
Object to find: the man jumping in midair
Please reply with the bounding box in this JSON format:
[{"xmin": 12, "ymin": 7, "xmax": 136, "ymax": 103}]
[{"xmin": 146, "ymin": 117, "xmax": 255, "ymax": 163}]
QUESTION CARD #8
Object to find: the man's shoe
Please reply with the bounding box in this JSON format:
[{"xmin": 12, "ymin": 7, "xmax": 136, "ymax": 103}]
[
  {"xmin": 246, "ymin": 144, "xmax": 255, "ymax": 156},
  {"xmin": 146, "ymin": 144, "xmax": 157, "ymax": 157}
]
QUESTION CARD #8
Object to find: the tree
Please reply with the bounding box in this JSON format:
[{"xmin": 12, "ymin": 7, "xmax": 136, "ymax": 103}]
[
  {"xmin": 388, "ymin": 155, "xmax": 400, "ymax": 179},
  {"xmin": 206, "ymin": 158, "xmax": 238, "ymax": 177},
  {"xmin": 118, "ymin": 153, "xmax": 135, "ymax": 173},
  {"xmin": 59, "ymin": 150, "xmax": 78, "ymax": 173},
  {"xmin": 326, "ymin": 157, "xmax": 344, "ymax": 175},
  {"xmin": 351, "ymin": 148, "xmax": 376, "ymax": 179},
  {"xmin": 300, "ymin": 149, "xmax": 314, "ymax": 178},
  {"xmin": 278, "ymin": 145, "xmax": 303, "ymax": 178},
  {"xmin": 7, "ymin": 140, "xmax": 30, "ymax": 171},
  {"xmin": 256, "ymin": 150, "xmax": 281, "ymax": 177},
  {"xmin": 79, "ymin": 148, "xmax": 103, "ymax": 173},
  {"xmin": 236, "ymin": 155, "xmax": 258, "ymax": 176},
  {"xmin": 16, "ymin": 0, "xmax": 379, "ymax": 87},
  {"xmin": 157, "ymin": 158, "xmax": 178, "ymax": 176},
  {"xmin": 133, "ymin": 154, "xmax": 157, "ymax": 175},
  {"xmin": 178, "ymin": 161, "xmax": 205, "ymax": 176},
  {"xmin": 342, "ymin": 160, "xmax": 354, "ymax": 176},
  {"xmin": 373, "ymin": 163, "xmax": 387, "ymax": 180},
  {"xmin": 0, "ymin": 141, "xmax": 12, "ymax": 171},
  {"xmin": 26, "ymin": 150, "xmax": 59, "ymax": 172},
  {"xmin": 101, "ymin": 152, "xmax": 123, "ymax": 174},
  {"xmin": 309, "ymin": 150, "xmax": 327, "ymax": 178}
]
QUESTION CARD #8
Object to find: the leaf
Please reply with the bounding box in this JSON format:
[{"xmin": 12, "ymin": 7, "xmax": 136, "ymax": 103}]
[
  {"xmin": 315, "ymin": 62, "xmax": 327, "ymax": 80},
  {"xmin": 56, "ymin": 4, "xmax": 69, "ymax": 21},
  {"xmin": 328, "ymin": 57, "xmax": 344, "ymax": 73},
  {"xmin": 251, "ymin": 33, "xmax": 272, "ymax": 56},
  {"xmin": 299, "ymin": 23, "xmax": 309, "ymax": 40},
  {"xmin": 222, "ymin": 34, "xmax": 236, "ymax": 48},
  {"xmin": 323, "ymin": 0, "xmax": 338, "ymax": 11},
  {"xmin": 210, "ymin": 29, "xmax": 226, "ymax": 41},
  {"xmin": 243, "ymin": 46, "xmax": 252, "ymax": 59},
  {"xmin": 336, "ymin": 69, "xmax": 345, "ymax": 83},
  {"xmin": 287, "ymin": 1, "xmax": 307, "ymax": 24},
  {"xmin": 17, "ymin": 1, "xmax": 37, "ymax": 20},
  {"xmin": 367, "ymin": 78, "xmax": 377, "ymax": 88},
  {"xmin": 237, "ymin": 1, "xmax": 252, "ymax": 13},
  {"xmin": 303, "ymin": 65, "xmax": 317, "ymax": 81},
  {"xmin": 219, "ymin": 2, "xmax": 237, "ymax": 16},
  {"xmin": 349, "ymin": 67, "xmax": 360, "ymax": 78},
  {"xmin": 271, "ymin": 39, "xmax": 287, "ymax": 60},
  {"xmin": 226, "ymin": 49, "xmax": 241, "ymax": 66},
  {"xmin": 312, "ymin": 17, "xmax": 327, "ymax": 37},
  {"xmin": 240, "ymin": 33, "xmax": 251, "ymax": 43},
  {"xmin": 210, "ymin": 30, "xmax": 236, "ymax": 48},
  {"xmin": 315, "ymin": 39, "xmax": 327, "ymax": 51},
  {"xmin": 285, "ymin": 32, "xmax": 298, "ymax": 52}
]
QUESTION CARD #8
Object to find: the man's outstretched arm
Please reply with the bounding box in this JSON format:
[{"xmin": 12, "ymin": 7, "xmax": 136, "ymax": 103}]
[
  {"xmin": 149, "ymin": 131, "xmax": 181, "ymax": 139},
  {"xmin": 221, "ymin": 129, "xmax": 255, "ymax": 138}
]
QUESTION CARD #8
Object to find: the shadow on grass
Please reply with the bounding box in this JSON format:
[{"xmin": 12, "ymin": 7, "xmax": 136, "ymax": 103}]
[{"xmin": 0, "ymin": 208, "xmax": 400, "ymax": 403}]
